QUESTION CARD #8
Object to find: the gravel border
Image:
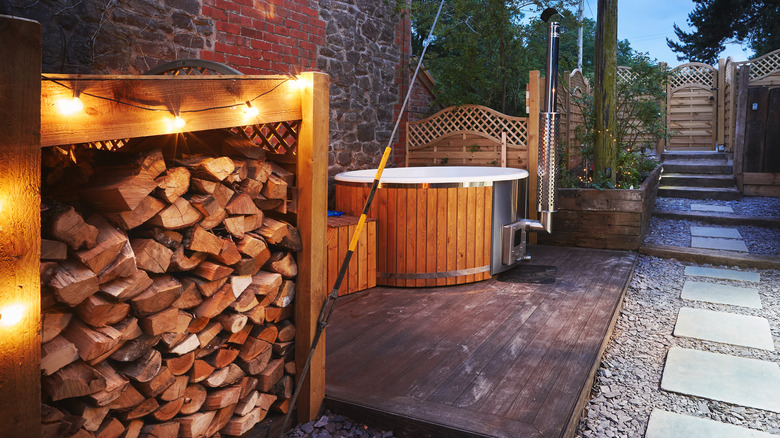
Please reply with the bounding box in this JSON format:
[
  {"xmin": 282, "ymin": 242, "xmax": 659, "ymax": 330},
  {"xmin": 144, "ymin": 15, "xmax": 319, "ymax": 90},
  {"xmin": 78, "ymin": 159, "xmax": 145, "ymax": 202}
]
[
  {"xmin": 654, "ymin": 197, "xmax": 780, "ymax": 218},
  {"xmin": 644, "ymin": 217, "xmax": 780, "ymax": 256}
]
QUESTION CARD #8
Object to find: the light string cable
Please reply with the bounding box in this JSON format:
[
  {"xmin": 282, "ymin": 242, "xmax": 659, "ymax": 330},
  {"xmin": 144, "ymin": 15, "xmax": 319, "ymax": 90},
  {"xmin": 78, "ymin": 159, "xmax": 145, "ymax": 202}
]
[
  {"xmin": 41, "ymin": 75, "xmax": 291, "ymax": 114},
  {"xmin": 279, "ymin": 0, "xmax": 447, "ymax": 433}
]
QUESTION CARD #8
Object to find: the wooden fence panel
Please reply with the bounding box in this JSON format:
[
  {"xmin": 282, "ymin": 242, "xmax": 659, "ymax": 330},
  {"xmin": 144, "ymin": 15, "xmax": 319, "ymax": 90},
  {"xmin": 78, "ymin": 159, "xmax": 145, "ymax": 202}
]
[{"xmin": 666, "ymin": 63, "xmax": 717, "ymax": 151}]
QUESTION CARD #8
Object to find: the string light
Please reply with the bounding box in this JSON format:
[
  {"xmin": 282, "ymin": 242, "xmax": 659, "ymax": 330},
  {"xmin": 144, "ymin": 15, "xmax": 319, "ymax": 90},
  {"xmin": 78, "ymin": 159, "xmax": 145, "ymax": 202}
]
[
  {"xmin": 243, "ymin": 102, "xmax": 259, "ymax": 118},
  {"xmin": 0, "ymin": 304, "xmax": 24, "ymax": 327},
  {"xmin": 173, "ymin": 116, "xmax": 186, "ymax": 129},
  {"xmin": 55, "ymin": 96, "xmax": 84, "ymax": 116}
]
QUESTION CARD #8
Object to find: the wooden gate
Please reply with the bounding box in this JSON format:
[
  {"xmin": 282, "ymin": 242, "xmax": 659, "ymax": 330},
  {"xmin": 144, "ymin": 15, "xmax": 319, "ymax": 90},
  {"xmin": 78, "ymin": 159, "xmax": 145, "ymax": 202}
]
[{"xmin": 667, "ymin": 63, "xmax": 718, "ymax": 151}]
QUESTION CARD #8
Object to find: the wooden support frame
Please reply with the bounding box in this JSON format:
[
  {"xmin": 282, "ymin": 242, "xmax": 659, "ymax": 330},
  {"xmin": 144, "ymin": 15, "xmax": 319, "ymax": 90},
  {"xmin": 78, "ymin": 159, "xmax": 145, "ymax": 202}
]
[
  {"xmin": 0, "ymin": 15, "xmax": 42, "ymax": 437},
  {"xmin": 733, "ymin": 65, "xmax": 751, "ymax": 192},
  {"xmin": 527, "ymin": 70, "xmax": 541, "ymax": 244}
]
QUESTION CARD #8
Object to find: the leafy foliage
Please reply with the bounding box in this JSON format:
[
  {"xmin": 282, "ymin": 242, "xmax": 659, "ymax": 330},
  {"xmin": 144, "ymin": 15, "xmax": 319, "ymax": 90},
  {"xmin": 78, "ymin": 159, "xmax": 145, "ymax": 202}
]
[{"xmin": 667, "ymin": 0, "xmax": 780, "ymax": 64}]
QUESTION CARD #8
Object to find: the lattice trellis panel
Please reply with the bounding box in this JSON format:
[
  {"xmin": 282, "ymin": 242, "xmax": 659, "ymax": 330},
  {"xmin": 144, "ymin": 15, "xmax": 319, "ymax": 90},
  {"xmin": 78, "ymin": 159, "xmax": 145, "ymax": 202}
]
[
  {"xmin": 233, "ymin": 121, "xmax": 300, "ymax": 156},
  {"xmin": 617, "ymin": 66, "xmax": 637, "ymax": 84},
  {"xmin": 746, "ymin": 48, "xmax": 780, "ymax": 81},
  {"xmin": 669, "ymin": 63, "xmax": 716, "ymax": 90},
  {"xmin": 407, "ymin": 105, "xmax": 528, "ymax": 150}
]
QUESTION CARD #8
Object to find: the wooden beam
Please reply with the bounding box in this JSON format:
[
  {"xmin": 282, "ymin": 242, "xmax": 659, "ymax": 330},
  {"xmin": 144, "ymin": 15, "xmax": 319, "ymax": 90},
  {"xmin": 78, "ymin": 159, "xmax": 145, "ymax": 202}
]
[
  {"xmin": 733, "ymin": 65, "xmax": 751, "ymax": 192},
  {"xmin": 0, "ymin": 14, "xmax": 42, "ymax": 437},
  {"xmin": 41, "ymin": 75, "xmax": 302, "ymax": 147},
  {"xmin": 717, "ymin": 58, "xmax": 725, "ymax": 147},
  {"xmin": 527, "ymin": 71, "xmax": 541, "ymax": 244},
  {"xmin": 294, "ymin": 72, "xmax": 329, "ymax": 422}
]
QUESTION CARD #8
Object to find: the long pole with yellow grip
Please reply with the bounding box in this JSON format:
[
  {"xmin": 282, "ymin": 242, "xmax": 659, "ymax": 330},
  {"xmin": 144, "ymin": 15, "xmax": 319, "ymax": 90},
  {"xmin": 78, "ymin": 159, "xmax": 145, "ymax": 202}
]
[{"xmin": 280, "ymin": 0, "xmax": 446, "ymax": 432}]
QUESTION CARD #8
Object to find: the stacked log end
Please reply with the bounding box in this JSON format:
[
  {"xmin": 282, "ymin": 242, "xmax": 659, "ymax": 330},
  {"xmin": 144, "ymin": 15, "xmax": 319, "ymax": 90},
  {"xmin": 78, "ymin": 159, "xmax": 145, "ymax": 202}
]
[{"xmin": 41, "ymin": 143, "xmax": 299, "ymax": 438}]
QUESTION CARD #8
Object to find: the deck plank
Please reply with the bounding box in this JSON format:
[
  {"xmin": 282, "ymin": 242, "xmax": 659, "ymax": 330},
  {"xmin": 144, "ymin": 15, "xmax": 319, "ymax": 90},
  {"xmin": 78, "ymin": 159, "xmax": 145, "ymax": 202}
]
[{"xmin": 325, "ymin": 245, "xmax": 636, "ymax": 438}]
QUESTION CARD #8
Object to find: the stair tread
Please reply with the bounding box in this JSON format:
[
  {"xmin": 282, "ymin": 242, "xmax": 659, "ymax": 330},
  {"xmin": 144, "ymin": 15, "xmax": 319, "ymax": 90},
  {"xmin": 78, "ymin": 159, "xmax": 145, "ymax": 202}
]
[
  {"xmin": 658, "ymin": 186, "xmax": 740, "ymax": 192},
  {"xmin": 661, "ymin": 173, "xmax": 734, "ymax": 179},
  {"xmin": 662, "ymin": 160, "xmax": 730, "ymax": 165}
]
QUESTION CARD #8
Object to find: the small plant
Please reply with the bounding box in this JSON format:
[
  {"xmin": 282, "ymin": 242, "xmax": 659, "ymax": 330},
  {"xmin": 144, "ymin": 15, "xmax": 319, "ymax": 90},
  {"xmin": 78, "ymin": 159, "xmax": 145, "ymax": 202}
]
[
  {"xmin": 440, "ymin": 157, "xmax": 449, "ymax": 164},
  {"xmin": 469, "ymin": 145, "xmax": 481, "ymax": 152}
]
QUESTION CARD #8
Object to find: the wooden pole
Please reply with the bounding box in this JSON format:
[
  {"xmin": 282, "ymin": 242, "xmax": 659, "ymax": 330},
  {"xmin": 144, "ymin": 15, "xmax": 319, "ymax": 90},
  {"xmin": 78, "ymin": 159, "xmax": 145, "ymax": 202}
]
[
  {"xmin": 294, "ymin": 71, "xmax": 329, "ymax": 422},
  {"xmin": 0, "ymin": 15, "xmax": 42, "ymax": 437},
  {"xmin": 593, "ymin": 0, "xmax": 618, "ymax": 182},
  {"xmin": 733, "ymin": 65, "xmax": 750, "ymax": 193},
  {"xmin": 527, "ymin": 70, "xmax": 540, "ymax": 244},
  {"xmin": 717, "ymin": 58, "xmax": 726, "ymax": 147}
]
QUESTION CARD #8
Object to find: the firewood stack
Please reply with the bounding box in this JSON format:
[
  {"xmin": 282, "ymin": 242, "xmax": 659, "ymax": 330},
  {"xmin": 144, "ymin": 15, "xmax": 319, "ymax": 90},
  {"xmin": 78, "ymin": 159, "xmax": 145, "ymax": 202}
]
[{"xmin": 40, "ymin": 135, "xmax": 300, "ymax": 438}]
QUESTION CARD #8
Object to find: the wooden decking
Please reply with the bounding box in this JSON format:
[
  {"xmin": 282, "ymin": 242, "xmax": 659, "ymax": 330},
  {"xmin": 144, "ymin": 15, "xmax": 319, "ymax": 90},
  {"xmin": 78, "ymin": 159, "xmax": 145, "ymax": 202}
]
[{"xmin": 324, "ymin": 245, "xmax": 637, "ymax": 438}]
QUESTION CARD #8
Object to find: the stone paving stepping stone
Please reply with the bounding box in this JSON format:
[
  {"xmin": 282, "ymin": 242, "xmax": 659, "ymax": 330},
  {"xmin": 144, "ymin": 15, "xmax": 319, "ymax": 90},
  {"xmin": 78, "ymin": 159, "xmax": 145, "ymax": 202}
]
[
  {"xmin": 691, "ymin": 204, "xmax": 735, "ymax": 213},
  {"xmin": 645, "ymin": 409, "xmax": 776, "ymax": 438},
  {"xmin": 674, "ymin": 307, "xmax": 774, "ymax": 351},
  {"xmin": 690, "ymin": 226, "xmax": 742, "ymax": 239},
  {"xmin": 684, "ymin": 266, "xmax": 760, "ymax": 283},
  {"xmin": 681, "ymin": 280, "xmax": 762, "ymax": 309},
  {"xmin": 691, "ymin": 236, "xmax": 749, "ymax": 252},
  {"xmin": 661, "ymin": 347, "xmax": 780, "ymax": 413}
]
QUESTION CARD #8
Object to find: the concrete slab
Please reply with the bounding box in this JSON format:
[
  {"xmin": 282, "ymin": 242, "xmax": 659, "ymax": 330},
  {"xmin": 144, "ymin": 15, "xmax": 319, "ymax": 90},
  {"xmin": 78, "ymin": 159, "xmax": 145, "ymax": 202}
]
[
  {"xmin": 690, "ymin": 226, "xmax": 742, "ymax": 239},
  {"xmin": 681, "ymin": 281, "xmax": 762, "ymax": 309},
  {"xmin": 661, "ymin": 347, "xmax": 780, "ymax": 413},
  {"xmin": 691, "ymin": 236, "xmax": 749, "ymax": 252},
  {"xmin": 645, "ymin": 409, "xmax": 776, "ymax": 438},
  {"xmin": 684, "ymin": 266, "xmax": 760, "ymax": 283},
  {"xmin": 691, "ymin": 204, "xmax": 735, "ymax": 213},
  {"xmin": 674, "ymin": 307, "xmax": 775, "ymax": 351}
]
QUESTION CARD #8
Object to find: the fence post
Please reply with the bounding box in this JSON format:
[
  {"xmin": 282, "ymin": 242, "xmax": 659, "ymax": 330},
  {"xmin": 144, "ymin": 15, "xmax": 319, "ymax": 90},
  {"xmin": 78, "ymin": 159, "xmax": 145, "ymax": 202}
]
[
  {"xmin": 733, "ymin": 64, "xmax": 750, "ymax": 192},
  {"xmin": 717, "ymin": 58, "xmax": 726, "ymax": 147},
  {"xmin": 0, "ymin": 15, "xmax": 42, "ymax": 437},
  {"xmin": 527, "ymin": 71, "xmax": 541, "ymax": 244}
]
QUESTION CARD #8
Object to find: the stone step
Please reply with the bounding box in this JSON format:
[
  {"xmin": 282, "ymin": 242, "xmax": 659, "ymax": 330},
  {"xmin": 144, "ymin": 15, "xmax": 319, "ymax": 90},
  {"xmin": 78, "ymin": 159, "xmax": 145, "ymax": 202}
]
[
  {"xmin": 673, "ymin": 307, "xmax": 774, "ymax": 351},
  {"xmin": 657, "ymin": 186, "xmax": 741, "ymax": 200},
  {"xmin": 646, "ymin": 409, "xmax": 777, "ymax": 438},
  {"xmin": 661, "ymin": 151, "xmax": 731, "ymax": 162},
  {"xmin": 660, "ymin": 173, "xmax": 736, "ymax": 188},
  {"xmin": 662, "ymin": 160, "xmax": 732, "ymax": 174},
  {"xmin": 681, "ymin": 280, "xmax": 763, "ymax": 309}
]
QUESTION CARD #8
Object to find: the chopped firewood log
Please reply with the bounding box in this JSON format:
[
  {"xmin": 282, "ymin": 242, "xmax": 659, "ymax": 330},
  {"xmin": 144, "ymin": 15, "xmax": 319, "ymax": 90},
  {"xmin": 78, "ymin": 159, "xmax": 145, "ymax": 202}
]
[
  {"xmin": 180, "ymin": 384, "xmax": 208, "ymax": 415},
  {"xmin": 88, "ymin": 361, "xmax": 130, "ymax": 406},
  {"xmin": 42, "ymin": 310, "xmax": 73, "ymax": 343},
  {"xmin": 49, "ymin": 259, "xmax": 99, "ymax": 306},
  {"xmin": 264, "ymin": 307, "xmax": 282, "ymax": 324},
  {"xmin": 80, "ymin": 165, "xmax": 159, "ymax": 213},
  {"xmin": 117, "ymin": 397, "xmax": 159, "ymax": 421},
  {"xmin": 76, "ymin": 294, "xmax": 131, "ymax": 327},
  {"xmin": 272, "ymin": 397, "xmax": 290, "ymax": 414},
  {"xmin": 252, "ymin": 194, "xmax": 284, "ymax": 211},
  {"xmin": 273, "ymin": 374, "xmax": 293, "ymax": 400},
  {"xmin": 165, "ymin": 352, "xmax": 196, "ymax": 377},
  {"xmin": 177, "ymin": 156, "xmax": 235, "ymax": 182},
  {"xmin": 173, "ymin": 310, "xmax": 194, "ymax": 332},
  {"xmin": 198, "ymin": 332, "xmax": 228, "ymax": 360},
  {"xmin": 231, "ymin": 257, "xmax": 262, "ymax": 277},
  {"xmin": 106, "ymin": 384, "xmax": 145, "ymax": 411},
  {"xmin": 41, "ymin": 261, "xmax": 59, "ymax": 287},
  {"xmin": 284, "ymin": 360, "xmax": 296, "ymax": 376},
  {"xmin": 244, "ymin": 305, "xmax": 265, "ymax": 325},
  {"xmin": 249, "ymin": 271, "xmax": 282, "ymax": 297},
  {"xmin": 199, "ymin": 208, "xmax": 228, "ymax": 230},
  {"xmin": 155, "ymin": 167, "xmax": 190, "ymax": 203},
  {"xmin": 190, "ymin": 178, "xmax": 218, "ymax": 195},
  {"xmin": 203, "ymin": 386, "xmax": 241, "ymax": 411},
  {"xmin": 189, "ymin": 360, "xmax": 215, "ymax": 384},
  {"xmin": 222, "ymin": 406, "xmax": 265, "ymax": 436},
  {"xmin": 238, "ymin": 337, "xmax": 271, "ymax": 363},
  {"xmin": 226, "ymin": 193, "xmax": 261, "ymax": 216},
  {"xmin": 272, "ymin": 280, "xmax": 296, "ymax": 308},
  {"xmin": 193, "ymin": 260, "xmax": 234, "ymax": 282},
  {"xmin": 203, "ymin": 365, "xmax": 231, "ymax": 388},
  {"xmin": 269, "ymin": 162, "xmax": 295, "ymax": 185},
  {"xmin": 255, "ymin": 218, "xmax": 285, "ymax": 245},
  {"xmin": 140, "ymin": 307, "xmax": 179, "ymax": 336},
  {"xmin": 236, "ymin": 234, "xmax": 269, "ymax": 260},
  {"xmin": 100, "ymin": 270, "xmax": 153, "ymax": 302},
  {"xmin": 236, "ymin": 376, "xmax": 258, "ymax": 399},
  {"xmin": 258, "ymin": 359, "xmax": 284, "ymax": 392},
  {"xmin": 130, "ymin": 238, "xmax": 173, "ymax": 274},
  {"xmin": 229, "ymin": 288, "xmax": 259, "ymax": 312},
  {"xmin": 130, "ymin": 275, "xmax": 182, "ymax": 317},
  {"xmin": 228, "ymin": 275, "xmax": 252, "ymax": 298},
  {"xmin": 94, "ymin": 416, "xmax": 124, "ymax": 438},
  {"xmin": 276, "ymin": 320, "xmax": 296, "ymax": 343},
  {"xmin": 46, "ymin": 206, "xmax": 100, "ymax": 250},
  {"xmin": 273, "ymin": 342, "xmax": 294, "ymax": 357},
  {"xmin": 160, "ymin": 330, "xmax": 186, "ymax": 351},
  {"xmin": 148, "ymin": 197, "xmax": 203, "ymax": 230},
  {"xmin": 69, "ymin": 400, "xmax": 109, "ymax": 432},
  {"xmin": 62, "ymin": 319, "xmax": 123, "ymax": 362},
  {"xmin": 223, "ymin": 363, "xmax": 246, "ymax": 387},
  {"xmin": 237, "ymin": 178, "xmax": 263, "ymax": 198},
  {"xmin": 87, "ymin": 339, "xmax": 127, "ymax": 366},
  {"xmin": 212, "ymin": 239, "xmax": 242, "ymax": 266},
  {"xmin": 212, "ymin": 183, "xmax": 235, "ymax": 208},
  {"xmin": 243, "ymin": 213, "xmax": 265, "ymax": 232},
  {"xmin": 114, "ymin": 315, "xmax": 143, "ymax": 341},
  {"xmin": 151, "ymin": 397, "xmax": 185, "ymax": 422},
  {"xmin": 96, "ymin": 241, "xmax": 137, "ymax": 285},
  {"xmin": 44, "ymin": 361, "xmax": 106, "ymax": 401},
  {"xmin": 261, "ymin": 173, "xmax": 287, "ymax": 200},
  {"xmin": 265, "ymin": 252, "xmax": 297, "ymax": 279},
  {"xmin": 110, "ymin": 334, "xmax": 161, "ymax": 362},
  {"xmin": 41, "ymin": 239, "xmax": 67, "ymax": 261},
  {"xmin": 169, "ymin": 246, "xmax": 207, "ymax": 272},
  {"xmin": 234, "ymin": 389, "xmax": 258, "ymax": 414},
  {"xmin": 160, "ymin": 375, "xmax": 190, "ymax": 401},
  {"xmin": 190, "ymin": 193, "xmax": 221, "ymax": 217},
  {"xmin": 106, "ymin": 195, "xmax": 165, "ymax": 230},
  {"xmin": 178, "ymin": 410, "xmax": 216, "ymax": 438},
  {"xmin": 136, "ymin": 366, "xmax": 176, "ymax": 397},
  {"xmin": 168, "ymin": 334, "xmax": 200, "ymax": 356},
  {"xmin": 172, "ymin": 280, "xmax": 203, "ymax": 309},
  {"xmin": 41, "ymin": 334, "xmax": 79, "ymax": 375},
  {"xmin": 137, "ymin": 228, "xmax": 183, "ymax": 250},
  {"xmin": 190, "ymin": 276, "xmax": 228, "ymax": 298},
  {"xmin": 71, "ymin": 214, "xmax": 127, "ymax": 275},
  {"xmin": 245, "ymin": 159, "xmax": 272, "ymax": 182},
  {"xmin": 227, "ymin": 322, "xmax": 253, "ymax": 345},
  {"xmin": 204, "ymin": 347, "xmax": 241, "ymax": 370},
  {"xmin": 197, "ymin": 321, "xmax": 223, "ymax": 348},
  {"xmin": 256, "ymin": 392, "xmax": 277, "ymax": 412},
  {"xmin": 187, "ymin": 315, "xmax": 210, "ymax": 334},
  {"xmin": 122, "ymin": 420, "xmax": 142, "ymax": 438},
  {"xmin": 194, "ymin": 284, "xmax": 237, "ymax": 319},
  {"xmin": 217, "ymin": 313, "xmax": 248, "ymax": 334},
  {"xmin": 240, "ymin": 346, "xmax": 273, "ymax": 376},
  {"xmin": 116, "ymin": 348, "xmax": 162, "ymax": 383},
  {"xmin": 186, "ymin": 226, "xmax": 223, "ymax": 256},
  {"xmin": 227, "ymin": 160, "xmax": 248, "ymax": 183}
]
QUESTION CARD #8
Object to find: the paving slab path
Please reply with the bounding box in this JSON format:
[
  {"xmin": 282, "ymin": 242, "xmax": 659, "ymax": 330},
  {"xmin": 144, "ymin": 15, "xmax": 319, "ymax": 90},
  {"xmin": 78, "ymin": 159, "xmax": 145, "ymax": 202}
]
[
  {"xmin": 673, "ymin": 307, "xmax": 774, "ymax": 351},
  {"xmin": 680, "ymin": 280, "xmax": 763, "ymax": 309}
]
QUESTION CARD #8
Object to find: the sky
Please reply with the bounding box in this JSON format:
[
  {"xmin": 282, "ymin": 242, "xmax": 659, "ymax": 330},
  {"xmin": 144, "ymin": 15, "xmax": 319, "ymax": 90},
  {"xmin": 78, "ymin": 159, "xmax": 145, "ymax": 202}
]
[{"xmin": 578, "ymin": 0, "xmax": 752, "ymax": 66}]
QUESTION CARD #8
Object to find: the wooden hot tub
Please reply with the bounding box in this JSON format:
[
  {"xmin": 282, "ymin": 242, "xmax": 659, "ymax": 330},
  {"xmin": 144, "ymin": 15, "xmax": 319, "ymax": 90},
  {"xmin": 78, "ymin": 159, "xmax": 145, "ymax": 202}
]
[{"xmin": 334, "ymin": 166, "xmax": 528, "ymax": 287}]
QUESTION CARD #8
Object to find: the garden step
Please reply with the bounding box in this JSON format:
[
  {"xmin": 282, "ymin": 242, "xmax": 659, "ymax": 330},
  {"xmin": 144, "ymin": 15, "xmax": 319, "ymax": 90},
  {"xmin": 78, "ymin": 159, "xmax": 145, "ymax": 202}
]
[
  {"xmin": 660, "ymin": 173, "xmax": 735, "ymax": 188},
  {"xmin": 661, "ymin": 151, "xmax": 730, "ymax": 162},
  {"xmin": 657, "ymin": 186, "xmax": 741, "ymax": 200},
  {"xmin": 662, "ymin": 160, "xmax": 732, "ymax": 174}
]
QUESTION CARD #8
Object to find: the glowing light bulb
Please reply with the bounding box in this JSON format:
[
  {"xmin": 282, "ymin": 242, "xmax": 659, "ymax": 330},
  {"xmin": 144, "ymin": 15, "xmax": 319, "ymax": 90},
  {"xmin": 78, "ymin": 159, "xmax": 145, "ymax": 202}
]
[
  {"xmin": 293, "ymin": 77, "xmax": 309, "ymax": 90},
  {"xmin": 0, "ymin": 304, "xmax": 24, "ymax": 327},
  {"xmin": 56, "ymin": 97, "xmax": 84, "ymax": 115},
  {"xmin": 244, "ymin": 104, "xmax": 259, "ymax": 118},
  {"xmin": 173, "ymin": 116, "xmax": 186, "ymax": 129}
]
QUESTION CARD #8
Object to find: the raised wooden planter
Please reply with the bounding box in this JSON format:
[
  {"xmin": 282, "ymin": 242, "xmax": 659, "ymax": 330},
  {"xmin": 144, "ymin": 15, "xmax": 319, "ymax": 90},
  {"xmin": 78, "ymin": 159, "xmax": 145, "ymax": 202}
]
[{"xmin": 538, "ymin": 166, "xmax": 662, "ymax": 251}]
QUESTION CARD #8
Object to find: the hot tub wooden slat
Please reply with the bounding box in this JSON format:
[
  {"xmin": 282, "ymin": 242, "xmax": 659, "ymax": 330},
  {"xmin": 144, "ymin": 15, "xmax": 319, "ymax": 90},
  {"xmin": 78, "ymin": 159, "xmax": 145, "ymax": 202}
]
[
  {"xmin": 406, "ymin": 188, "xmax": 416, "ymax": 288},
  {"xmin": 475, "ymin": 186, "xmax": 485, "ymax": 282},
  {"xmin": 387, "ymin": 188, "xmax": 397, "ymax": 286},
  {"xmin": 466, "ymin": 188, "xmax": 476, "ymax": 283},
  {"xmin": 426, "ymin": 190, "xmax": 437, "ymax": 288},
  {"xmin": 436, "ymin": 188, "xmax": 447, "ymax": 287},
  {"xmin": 446, "ymin": 188, "xmax": 457, "ymax": 286},
  {"xmin": 456, "ymin": 188, "xmax": 467, "ymax": 283},
  {"xmin": 484, "ymin": 187, "xmax": 493, "ymax": 281},
  {"xmin": 416, "ymin": 188, "xmax": 426, "ymax": 288}
]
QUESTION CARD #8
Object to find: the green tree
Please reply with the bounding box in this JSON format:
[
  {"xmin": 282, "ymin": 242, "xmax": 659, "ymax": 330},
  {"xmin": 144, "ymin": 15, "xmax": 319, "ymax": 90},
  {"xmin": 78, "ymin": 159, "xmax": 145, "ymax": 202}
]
[{"xmin": 667, "ymin": 0, "xmax": 780, "ymax": 64}]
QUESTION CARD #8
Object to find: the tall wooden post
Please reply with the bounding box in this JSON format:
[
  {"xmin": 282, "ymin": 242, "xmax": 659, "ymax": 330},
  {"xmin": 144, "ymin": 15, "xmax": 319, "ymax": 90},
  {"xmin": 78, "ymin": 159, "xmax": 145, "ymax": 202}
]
[
  {"xmin": 295, "ymin": 71, "xmax": 329, "ymax": 422},
  {"xmin": 733, "ymin": 65, "xmax": 750, "ymax": 192},
  {"xmin": 717, "ymin": 58, "xmax": 726, "ymax": 147},
  {"xmin": 527, "ymin": 70, "xmax": 541, "ymax": 244},
  {"xmin": 593, "ymin": 0, "xmax": 617, "ymax": 183},
  {"xmin": 0, "ymin": 15, "xmax": 42, "ymax": 437}
]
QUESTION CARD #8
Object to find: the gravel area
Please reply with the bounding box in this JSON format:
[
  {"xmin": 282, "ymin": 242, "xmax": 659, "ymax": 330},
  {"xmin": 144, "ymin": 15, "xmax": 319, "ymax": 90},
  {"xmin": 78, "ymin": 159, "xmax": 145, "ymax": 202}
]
[
  {"xmin": 644, "ymin": 217, "xmax": 780, "ymax": 256},
  {"xmin": 654, "ymin": 197, "xmax": 780, "ymax": 217},
  {"xmin": 575, "ymin": 256, "xmax": 780, "ymax": 438},
  {"xmin": 283, "ymin": 410, "xmax": 393, "ymax": 438}
]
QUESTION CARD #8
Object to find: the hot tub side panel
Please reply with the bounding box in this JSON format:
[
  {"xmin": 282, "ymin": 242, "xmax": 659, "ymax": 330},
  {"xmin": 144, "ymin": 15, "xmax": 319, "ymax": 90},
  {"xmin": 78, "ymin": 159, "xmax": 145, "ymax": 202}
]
[{"xmin": 335, "ymin": 183, "xmax": 493, "ymax": 287}]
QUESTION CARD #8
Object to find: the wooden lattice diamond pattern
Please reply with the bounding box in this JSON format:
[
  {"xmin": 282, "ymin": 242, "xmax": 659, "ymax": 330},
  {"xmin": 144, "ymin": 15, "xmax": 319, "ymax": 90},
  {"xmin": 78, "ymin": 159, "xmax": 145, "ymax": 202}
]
[
  {"xmin": 669, "ymin": 64, "xmax": 716, "ymax": 89},
  {"xmin": 747, "ymin": 49, "xmax": 780, "ymax": 80},
  {"xmin": 617, "ymin": 66, "xmax": 637, "ymax": 84},
  {"xmin": 408, "ymin": 105, "xmax": 528, "ymax": 149},
  {"xmin": 233, "ymin": 121, "xmax": 300, "ymax": 156}
]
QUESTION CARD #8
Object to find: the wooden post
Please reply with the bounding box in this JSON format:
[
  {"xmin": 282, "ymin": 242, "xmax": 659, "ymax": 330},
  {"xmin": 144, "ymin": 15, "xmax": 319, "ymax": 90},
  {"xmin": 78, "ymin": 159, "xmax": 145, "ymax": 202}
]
[
  {"xmin": 593, "ymin": 0, "xmax": 618, "ymax": 182},
  {"xmin": 527, "ymin": 71, "xmax": 541, "ymax": 244},
  {"xmin": 733, "ymin": 65, "xmax": 751, "ymax": 192},
  {"xmin": 711, "ymin": 68, "xmax": 719, "ymax": 149},
  {"xmin": 717, "ymin": 58, "xmax": 726, "ymax": 147},
  {"xmin": 0, "ymin": 15, "xmax": 42, "ymax": 437},
  {"xmin": 294, "ymin": 71, "xmax": 329, "ymax": 422}
]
